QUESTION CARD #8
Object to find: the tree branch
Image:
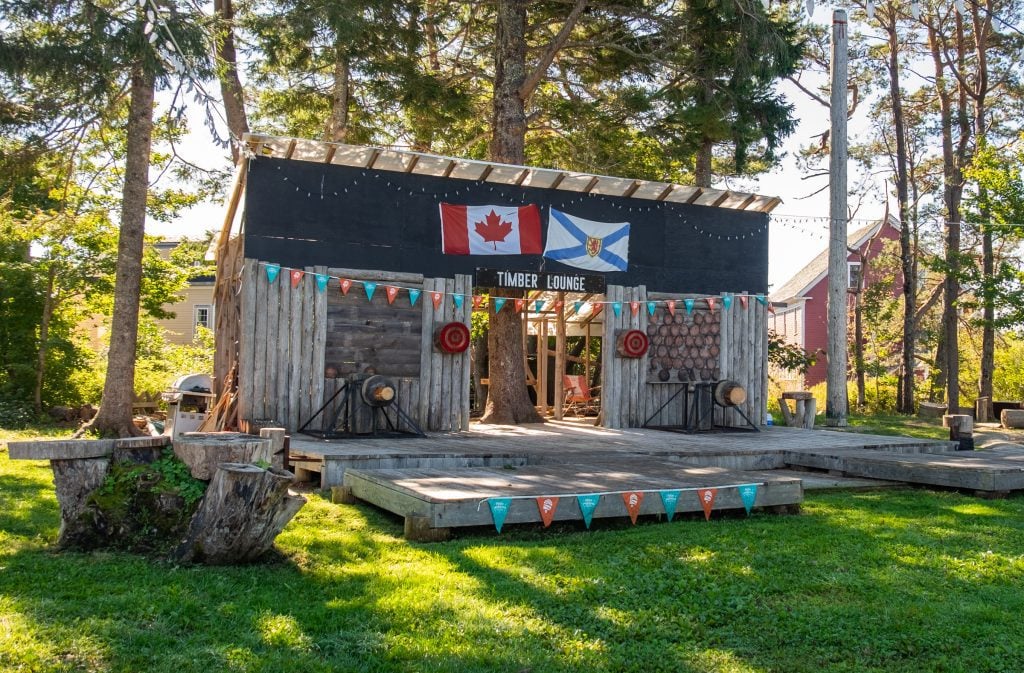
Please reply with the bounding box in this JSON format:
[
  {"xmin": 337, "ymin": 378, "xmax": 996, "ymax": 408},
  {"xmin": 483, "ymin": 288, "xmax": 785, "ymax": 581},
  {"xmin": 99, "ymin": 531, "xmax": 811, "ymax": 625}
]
[{"xmin": 519, "ymin": 0, "xmax": 589, "ymax": 103}]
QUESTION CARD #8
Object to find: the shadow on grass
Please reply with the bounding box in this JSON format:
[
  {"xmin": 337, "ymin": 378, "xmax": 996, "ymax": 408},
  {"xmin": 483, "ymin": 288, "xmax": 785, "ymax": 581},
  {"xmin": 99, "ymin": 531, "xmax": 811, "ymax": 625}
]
[{"xmin": 5, "ymin": 464, "xmax": 1024, "ymax": 673}]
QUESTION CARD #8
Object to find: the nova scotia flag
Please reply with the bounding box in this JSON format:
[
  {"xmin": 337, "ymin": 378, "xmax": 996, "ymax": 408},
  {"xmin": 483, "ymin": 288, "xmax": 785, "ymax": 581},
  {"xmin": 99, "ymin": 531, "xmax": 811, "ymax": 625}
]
[{"xmin": 543, "ymin": 208, "xmax": 629, "ymax": 272}]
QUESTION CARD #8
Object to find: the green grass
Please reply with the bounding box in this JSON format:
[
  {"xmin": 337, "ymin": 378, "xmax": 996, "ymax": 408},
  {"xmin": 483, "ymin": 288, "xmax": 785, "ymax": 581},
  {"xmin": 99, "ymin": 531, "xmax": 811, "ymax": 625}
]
[
  {"xmin": 4, "ymin": 427, "xmax": 1024, "ymax": 672},
  {"xmin": 837, "ymin": 414, "xmax": 950, "ymax": 441}
]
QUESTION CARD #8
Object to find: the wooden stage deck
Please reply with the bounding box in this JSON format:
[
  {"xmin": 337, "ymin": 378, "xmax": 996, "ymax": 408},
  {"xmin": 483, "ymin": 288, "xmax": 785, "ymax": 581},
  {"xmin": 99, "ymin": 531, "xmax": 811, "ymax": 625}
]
[{"xmin": 280, "ymin": 419, "xmax": 1024, "ymax": 539}]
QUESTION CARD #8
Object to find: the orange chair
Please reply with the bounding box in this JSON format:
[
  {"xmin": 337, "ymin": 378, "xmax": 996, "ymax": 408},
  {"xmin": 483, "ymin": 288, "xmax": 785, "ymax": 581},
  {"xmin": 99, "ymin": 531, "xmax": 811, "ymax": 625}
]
[{"xmin": 563, "ymin": 374, "xmax": 600, "ymax": 416}]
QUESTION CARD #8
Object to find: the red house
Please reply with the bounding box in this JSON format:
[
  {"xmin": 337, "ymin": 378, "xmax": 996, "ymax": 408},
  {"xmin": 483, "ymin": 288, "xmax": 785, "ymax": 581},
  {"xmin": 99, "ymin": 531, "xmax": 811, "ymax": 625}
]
[{"xmin": 769, "ymin": 215, "xmax": 902, "ymax": 388}]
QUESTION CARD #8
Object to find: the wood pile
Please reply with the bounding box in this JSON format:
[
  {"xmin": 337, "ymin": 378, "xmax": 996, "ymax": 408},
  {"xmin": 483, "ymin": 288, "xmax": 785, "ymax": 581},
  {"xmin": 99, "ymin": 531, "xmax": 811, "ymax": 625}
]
[{"xmin": 646, "ymin": 308, "xmax": 721, "ymax": 383}]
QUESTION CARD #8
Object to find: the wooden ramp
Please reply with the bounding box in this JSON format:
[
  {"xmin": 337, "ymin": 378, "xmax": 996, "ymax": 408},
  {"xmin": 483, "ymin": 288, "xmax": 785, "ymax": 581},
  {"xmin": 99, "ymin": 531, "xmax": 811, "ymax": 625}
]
[
  {"xmin": 784, "ymin": 445, "xmax": 1024, "ymax": 495},
  {"xmin": 344, "ymin": 460, "xmax": 803, "ymax": 540}
]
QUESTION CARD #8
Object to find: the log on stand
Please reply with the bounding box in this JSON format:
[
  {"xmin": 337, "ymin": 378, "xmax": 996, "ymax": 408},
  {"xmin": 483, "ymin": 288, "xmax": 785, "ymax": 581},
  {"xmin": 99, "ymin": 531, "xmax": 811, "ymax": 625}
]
[
  {"xmin": 174, "ymin": 432, "xmax": 273, "ymax": 480},
  {"xmin": 172, "ymin": 462, "xmax": 306, "ymax": 565}
]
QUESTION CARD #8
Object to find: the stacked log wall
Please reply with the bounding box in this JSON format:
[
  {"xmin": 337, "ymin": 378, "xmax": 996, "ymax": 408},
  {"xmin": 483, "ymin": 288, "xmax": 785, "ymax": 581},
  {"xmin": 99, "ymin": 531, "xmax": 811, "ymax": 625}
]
[{"xmin": 601, "ymin": 288, "xmax": 767, "ymax": 429}]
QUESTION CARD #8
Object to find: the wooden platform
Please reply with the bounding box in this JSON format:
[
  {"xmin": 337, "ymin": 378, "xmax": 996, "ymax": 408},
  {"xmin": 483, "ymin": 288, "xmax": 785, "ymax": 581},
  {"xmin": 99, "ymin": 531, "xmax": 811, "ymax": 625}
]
[
  {"xmin": 784, "ymin": 444, "xmax": 1024, "ymax": 495},
  {"xmin": 289, "ymin": 420, "xmax": 954, "ymax": 487},
  {"xmin": 344, "ymin": 461, "xmax": 804, "ymax": 540}
]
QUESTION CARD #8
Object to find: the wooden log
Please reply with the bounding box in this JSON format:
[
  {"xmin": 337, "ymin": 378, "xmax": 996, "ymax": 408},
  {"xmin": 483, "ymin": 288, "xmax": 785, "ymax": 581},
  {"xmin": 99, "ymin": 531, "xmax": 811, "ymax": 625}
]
[
  {"xmin": 252, "ymin": 258, "xmax": 269, "ymax": 420},
  {"xmin": 171, "ymin": 463, "xmax": 306, "ymax": 564},
  {"xmin": 259, "ymin": 427, "xmax": 287, "ymax": 470},
  {"xmin": 944, "ymin": 413, "xmax": 975, "ymax": 450},
  {"xmin": 238, "ymin": 259, "xmax": 258, "ymax": 426},
  {"xmin": 310, "ymin": 265, "xmax": 329, "ymax": 429},
  {"xmin": 174, "ymin": 432, "xmax": 273, "ymax": 480},
  {"xmin": 1001, "ymin": 409, "xmax": 1024, "ymax": 429}
]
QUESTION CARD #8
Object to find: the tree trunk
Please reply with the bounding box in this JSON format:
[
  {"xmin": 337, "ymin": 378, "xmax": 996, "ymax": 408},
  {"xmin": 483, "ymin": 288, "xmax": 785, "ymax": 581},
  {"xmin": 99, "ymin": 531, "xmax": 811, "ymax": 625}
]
[
  {"xmin": 928, "ymin": 23, "xmax": 964, "ymax": 414},
  {"xmin": 34, "ymin": 266, "xmax": 56, "ymax": 416},
  {"xmin": 214, "ymin": 0, "xmax": 249, "ymax": 163},
  {"xmin": 483, "ymin": 0, "xmax": 541, "ymax": 425},
  {"xmin": 89, "ymin": 65, "xmax": 155, "ymax": 438},
  {"xmin": 328, "ymin": 48, "xmax": 349, "ymax": 143},
  {"xmin": 971, "ymin": 3, "xmax": 994, "ymax": 415},
  {"xmin": 694, "ymin": 137, "xmax": 713, "ymax": 188},
  {"xmin": 853, "ymin": 279, "xmax": 865, "ymax": 411},
  {"xmin": 472, "ymin": 332, "xmax": 488, "ymax": 413},
  {"xmin": 481, "ymin": 290, "xmax": 540, "ymax": 423},
  {"xmin": 885, "ymin": 13, "xmax": 915, "ymax": 415}
]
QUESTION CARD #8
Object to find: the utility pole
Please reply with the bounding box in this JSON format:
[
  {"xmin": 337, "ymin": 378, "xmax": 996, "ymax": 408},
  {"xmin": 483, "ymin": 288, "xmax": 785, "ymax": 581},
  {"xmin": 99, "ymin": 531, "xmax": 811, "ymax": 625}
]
[{"xmin": 826, "ymin": 7, "xmax": 849, "ymax": 427}]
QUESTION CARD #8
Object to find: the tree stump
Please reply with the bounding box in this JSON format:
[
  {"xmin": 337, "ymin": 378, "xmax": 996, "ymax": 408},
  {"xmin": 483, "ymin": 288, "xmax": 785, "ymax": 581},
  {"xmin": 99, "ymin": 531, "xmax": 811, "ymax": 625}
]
[
  {"xmin": 171, "ymin": 463, "xmax": 306, "ymax": 564},
  {"xmin": 944, "ymin": 414, "xmax": 975, "ymax": 450},
  {"xmin": 174, "ymin": 432, "xmax": 273, "ymax": 480},
  {"xmin": 259, "ymin": 427, "xmax": 287, "ymax": 470},
  {"xmin": 1000, "ymin": 409, "xmax": 1024, "ymax": 429},
  {"xmin": 51, "ymin": 457, "xmax": 111, "ymax": 542}
]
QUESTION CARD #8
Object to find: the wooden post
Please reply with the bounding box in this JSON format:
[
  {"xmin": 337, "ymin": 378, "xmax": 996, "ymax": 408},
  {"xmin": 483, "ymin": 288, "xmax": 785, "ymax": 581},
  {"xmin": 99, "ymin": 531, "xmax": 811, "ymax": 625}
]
[
  {"xmin": 826, "ymin": 8, "xmax": 850, "ymax": 428},
  {"xmin": 554, "ymin": 292, "xmax": 566, "ymax": 420},
  {"xmin": 538, "ymin": 315, "xmax": 549, "ymax": 416}
]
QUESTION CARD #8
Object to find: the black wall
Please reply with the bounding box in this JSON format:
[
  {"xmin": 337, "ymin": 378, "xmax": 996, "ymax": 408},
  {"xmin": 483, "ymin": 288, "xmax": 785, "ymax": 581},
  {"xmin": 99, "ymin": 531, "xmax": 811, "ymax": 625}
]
[{"xmin": 243, "ymin": 157, "xmax": 769, "ymax": 294}]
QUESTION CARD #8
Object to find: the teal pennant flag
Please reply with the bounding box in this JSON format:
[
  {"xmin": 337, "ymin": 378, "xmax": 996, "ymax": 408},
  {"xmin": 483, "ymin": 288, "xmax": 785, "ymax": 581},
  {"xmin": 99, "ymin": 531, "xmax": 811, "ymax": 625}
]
[
  {"xmin": 265, "ymin": 263, "xmax": 280, "ymax": 284},
  {"xmin": 684, "ymin": 298, "xmax": 695, "ymax": 315},
  {"xmin": 363, "ymin": 282, "xmax": 377, "ymax": 301},
  {"xmin": 409, "ymin": 289, "xmax": 420, "ymax": 306},
  {"xmin": 494, "ymin": 297, "xmax": 507, "ymax": 313},
  {"xmin": 647, "ymin": 301, "xmax": 657, "ymax": 316},
  {"xmin": 315, "ymin": 273, "xmax": 329, "ymax": 293},
  {"xmin": 535, "ymin": 299, "xmax": 544, "ymax": 313},
  {"xmin": 659, "ymin": 490, "xmax": 682, "ymax": 521},
  {"xmin": 738, "ymin": 484, "xmax": 758, "ymax": 515},
  {"xmin": 722, "ymin": 294, "xmax": 732, "ymax": 310},
  {"xmin": 453, "ymin": 294, "xmax": 464, "ymax": 309},
  {"xmin": 576, "ymin": 494, "xmax": 601, "ymax": 529},
  {"xmin": 487, "ymin": 498, "xmax": 512, "ymax": 533},
  {"xmin": 574, "ymin": 300, "xmax": 583, "ymax": 314},
  {"xmin": 612, "ymin": 302, "xmax": 622, "ymax": 317},
  {"xmin": 756, "ymin": 294, "xmax": 768, "ymax": 306}
]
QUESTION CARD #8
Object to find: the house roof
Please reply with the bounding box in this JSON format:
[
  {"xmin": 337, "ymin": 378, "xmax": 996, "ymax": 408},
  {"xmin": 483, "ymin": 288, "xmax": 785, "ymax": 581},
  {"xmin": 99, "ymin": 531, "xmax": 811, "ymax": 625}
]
[
  {"xmin": 769, "ymin": 214, "xmax": 899, "ymax": 303},
  {"xmin": 240, "ymin": 133, "xmax": 782, "ymax": 214}
]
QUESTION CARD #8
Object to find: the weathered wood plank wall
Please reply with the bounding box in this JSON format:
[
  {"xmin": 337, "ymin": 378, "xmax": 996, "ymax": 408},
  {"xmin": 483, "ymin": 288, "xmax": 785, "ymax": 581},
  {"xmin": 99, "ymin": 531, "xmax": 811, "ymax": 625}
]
[{"xmin": 238, "ymin": 259, "xmax": 470, "ymax": 433}]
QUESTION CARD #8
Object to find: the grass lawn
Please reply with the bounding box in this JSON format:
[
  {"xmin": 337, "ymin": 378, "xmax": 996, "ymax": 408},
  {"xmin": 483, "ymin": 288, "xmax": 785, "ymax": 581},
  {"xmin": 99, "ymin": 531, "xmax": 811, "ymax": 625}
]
[{"xmin": 3, "ymin": 426, "xmax": 1024, "ymax": 672}]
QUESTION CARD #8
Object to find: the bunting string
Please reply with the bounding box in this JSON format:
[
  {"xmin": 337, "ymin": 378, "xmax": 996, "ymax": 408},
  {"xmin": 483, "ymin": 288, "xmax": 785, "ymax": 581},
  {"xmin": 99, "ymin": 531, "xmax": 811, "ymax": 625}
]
[
  {"xmin": 474, "ymin": 482, "xmax": 763, "ymax": 508},
  {"xmin": 252, "ymin": 260, "xmax": 774, "ymax": 313}
]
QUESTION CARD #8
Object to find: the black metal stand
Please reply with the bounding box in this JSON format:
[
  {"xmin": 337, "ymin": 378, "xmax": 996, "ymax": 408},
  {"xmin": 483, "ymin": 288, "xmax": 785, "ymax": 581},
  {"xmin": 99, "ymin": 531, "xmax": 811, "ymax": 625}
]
[
  {"xmin": 299, "ymin": 382, "xmax": 426, "ymax": 439},
  {"xmin": 643, "ymin": 381, "xmax": 759, "ymax": 433}
]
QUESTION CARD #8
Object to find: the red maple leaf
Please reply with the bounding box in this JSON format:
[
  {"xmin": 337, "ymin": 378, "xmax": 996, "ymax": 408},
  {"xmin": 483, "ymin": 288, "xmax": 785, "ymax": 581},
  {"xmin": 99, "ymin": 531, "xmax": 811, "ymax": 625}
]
[{"xmin": 474, "ymin": 210, "xmax": 513, "ymax": 250}]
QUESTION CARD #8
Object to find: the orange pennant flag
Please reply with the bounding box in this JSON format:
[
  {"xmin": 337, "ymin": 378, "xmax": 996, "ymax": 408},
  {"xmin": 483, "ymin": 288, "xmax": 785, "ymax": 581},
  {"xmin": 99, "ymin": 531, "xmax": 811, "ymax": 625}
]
[
  {"xmin": 706, "ymin": 297, "xmax": 717, "ymax": 311},
  {"xmin": 554, "ymin": 300, "xmax": 564, "ymax": 313},
  {"xmin": 290, "ymin": 269, "xmax": 303, "ymax": 288},
  {"xmin": 591, "ymin": 303, "xmax": 603, "ymax": 317},
  {"xmin": 431, "ymin": 291, "xmax": 443, "ymax": 310},
  {"xmin": 340, "ymin": 278, "xmax": 353, "ymax": 295},
  {"xmin": 622, "ymin": 491, "xmax": 644, "ymax": 525},
  {"xmin": 630, "ymin": 301, "xmax": 640, "ymax": 316},
  {"xmin": 768, "ymin": 302, "xmax": 776, "ymax": 314},
  {"xmin": 698, "ymin": 488, "xmax": 718, "ymax": 521},
  {"xmin": 514, "ymin": 298, "xmax": 526, "ymax": 312},
  {"xmin": 386, "ymin": 286, "xmax": 399, "ymax": 304},
  {"xmin": 739, "ymin": 295, "xmax": 749, "ymax": 309},
  {"xmin": 667, "ymin": 300, "xmax": 676, "ymax": 317},
  {"xmin": 472, "ymin": 295, "xmax": 484, "ymax": 311},
  {"xmin": 536, "ymin": 496, "xmax": 559, "ymax": 527}
]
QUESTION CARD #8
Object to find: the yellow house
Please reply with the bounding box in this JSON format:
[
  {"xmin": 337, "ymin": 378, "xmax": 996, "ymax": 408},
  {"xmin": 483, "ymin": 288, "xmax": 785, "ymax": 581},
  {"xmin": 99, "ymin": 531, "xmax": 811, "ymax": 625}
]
[{"xmin": 84, "ymin": 240, "xmax": 215, "ymax": 349}]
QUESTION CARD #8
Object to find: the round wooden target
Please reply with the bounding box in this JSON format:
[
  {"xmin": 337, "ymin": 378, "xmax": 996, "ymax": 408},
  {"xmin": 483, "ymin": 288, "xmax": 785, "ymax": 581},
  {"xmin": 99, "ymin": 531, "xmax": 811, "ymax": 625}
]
[
  {"xmin": 616, "ymin": 329, "xmax": 650, "ymax": 358},
  {"xmin": 435, "ymin": 322, "xmax": 470, "ymax": 353}
]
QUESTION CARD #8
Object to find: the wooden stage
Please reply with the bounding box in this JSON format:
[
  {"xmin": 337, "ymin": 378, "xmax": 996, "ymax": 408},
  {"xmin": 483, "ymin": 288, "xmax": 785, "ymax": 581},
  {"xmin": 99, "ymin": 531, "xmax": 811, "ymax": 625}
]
[{"xmin": 281, "ymin": 419, "xmax": 1024, "ymax": 539}]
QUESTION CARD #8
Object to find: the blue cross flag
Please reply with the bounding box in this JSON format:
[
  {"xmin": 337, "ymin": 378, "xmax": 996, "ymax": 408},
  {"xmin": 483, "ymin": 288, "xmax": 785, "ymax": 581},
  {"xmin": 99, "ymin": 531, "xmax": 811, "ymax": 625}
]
[{"xmin": 543, "ymin": 208, "xmax": 630, "ymax": 273}]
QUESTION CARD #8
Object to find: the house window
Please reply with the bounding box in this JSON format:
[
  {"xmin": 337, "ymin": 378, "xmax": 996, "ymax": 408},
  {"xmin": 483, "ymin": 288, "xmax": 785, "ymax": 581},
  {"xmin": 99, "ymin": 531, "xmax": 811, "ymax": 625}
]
[
  {"xmin": 194, "ymin": 305, "xmax": 213, "ymax": 333},
  {"xmin": 848, "ymin": 262, "xmax": 862, "ymax": 290}
]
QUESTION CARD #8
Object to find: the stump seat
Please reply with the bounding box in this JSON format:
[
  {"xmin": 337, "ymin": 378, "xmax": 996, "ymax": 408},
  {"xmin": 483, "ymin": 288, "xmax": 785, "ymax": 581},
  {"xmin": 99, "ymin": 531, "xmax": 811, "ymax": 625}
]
[{"xmin": 779, "ymin": 391, "xmax": 816, "ymax": 429}]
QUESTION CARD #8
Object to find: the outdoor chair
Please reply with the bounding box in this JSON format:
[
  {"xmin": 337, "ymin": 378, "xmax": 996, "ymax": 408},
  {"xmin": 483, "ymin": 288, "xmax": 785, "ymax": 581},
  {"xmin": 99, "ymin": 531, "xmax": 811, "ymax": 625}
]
[{"xmin": 563, "ymin": 374, "xmax": 600, "ymax": 416}]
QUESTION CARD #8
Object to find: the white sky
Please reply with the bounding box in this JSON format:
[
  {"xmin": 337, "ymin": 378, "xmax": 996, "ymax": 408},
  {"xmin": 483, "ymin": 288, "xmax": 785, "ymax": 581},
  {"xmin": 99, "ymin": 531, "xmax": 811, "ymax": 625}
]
[{"xmin": 149, "ymin": 9, "xmax": 883, "ymax": 292}]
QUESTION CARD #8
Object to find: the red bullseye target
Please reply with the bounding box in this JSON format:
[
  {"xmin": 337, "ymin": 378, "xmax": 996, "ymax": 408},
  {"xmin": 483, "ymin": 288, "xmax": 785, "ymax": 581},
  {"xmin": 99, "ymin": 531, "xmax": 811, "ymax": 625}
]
[
  {"xmin": 616, "ymin": 329, "xmax": 649, "ymax": 358},
  {"xmin": 435, "ymin": 322, "xmax": 470, "ymax": 353}
]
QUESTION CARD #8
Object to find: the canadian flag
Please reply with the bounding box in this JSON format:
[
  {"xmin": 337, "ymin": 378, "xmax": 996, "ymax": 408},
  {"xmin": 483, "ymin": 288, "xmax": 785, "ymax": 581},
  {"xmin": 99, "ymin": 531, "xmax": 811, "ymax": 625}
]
[{"xmin": 440, "ymin": 203, "xmax": 543, "ymax": 255}]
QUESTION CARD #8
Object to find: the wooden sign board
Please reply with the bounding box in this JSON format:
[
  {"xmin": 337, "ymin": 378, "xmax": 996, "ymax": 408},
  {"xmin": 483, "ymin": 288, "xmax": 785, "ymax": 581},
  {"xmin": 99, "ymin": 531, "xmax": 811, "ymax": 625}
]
[{"xmin": 476, "ymin": 268, "xmax": 606, "ymax": 293}]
